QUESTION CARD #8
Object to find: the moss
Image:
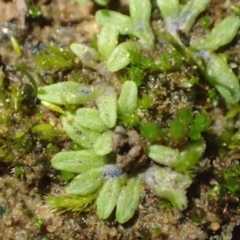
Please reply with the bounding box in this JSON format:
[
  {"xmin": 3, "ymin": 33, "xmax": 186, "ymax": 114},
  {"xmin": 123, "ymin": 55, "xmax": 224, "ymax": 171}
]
[
  {"xmin": 33, "ymin": 46, "xmax": 76, "ymax": 72},
  {"xmin": 46, "ymin": 194, "xmax": 97, "ymax": 213}
]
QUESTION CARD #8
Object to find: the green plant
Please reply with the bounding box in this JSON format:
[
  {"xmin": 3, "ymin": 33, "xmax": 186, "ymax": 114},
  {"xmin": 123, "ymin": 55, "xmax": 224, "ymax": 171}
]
[
  {"xmin": 208, "ymin": 162, "xmax": 240, "ymax": 202},
  {"xmin": 169, "ymin": 108, "xmax": 210, "ymax": 142},
  {"xmin": 34, "ymin": 217, "xmax": 43, "ymax": 229},
  {"xmin": 71, "ymin": 0, "xmax": 154, "ymax": 74},
  {"xmin": 74, "ymin": 0, "xmax": 240, "ymax": 104},
  {"xmin": 221, "ymin": 164, "xmax": 240, "ymax": 195},
  {"xmin": 33, "ymin": 0, "xmax": 240, "ymax": 226},
  {"xmin": 46, "ymin": 194, "xmax": 97, "ymax": 213},
  {"xmin": 76, "ymin": 0, "xmax": 109, "ymax": 6},
  {"xmin": 33, "ymin": 46, "xmax": 76, "ymax": 72},
  {"xmin": 29, "ymin": 4, "xmax": 41, "ymax": 18},
  {"xmin": 38, "ymin": 80, "xmax": 206, "ymax": 223},
  {"xmin": 157, "ymin": 0, "xmax": 240, "ymax": 104}
]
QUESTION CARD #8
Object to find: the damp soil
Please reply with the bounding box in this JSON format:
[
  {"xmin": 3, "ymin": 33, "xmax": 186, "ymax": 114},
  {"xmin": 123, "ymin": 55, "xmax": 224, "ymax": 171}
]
[{"xmin": 1, "ymin": 0, "xmax": 240, "ymax": 239}]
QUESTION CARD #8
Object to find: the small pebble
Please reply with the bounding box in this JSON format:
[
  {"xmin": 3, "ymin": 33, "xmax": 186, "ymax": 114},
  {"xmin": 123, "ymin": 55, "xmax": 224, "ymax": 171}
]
[{"xmin": 210, "ymin": 222, "xmax": 220, "ymax": 231}]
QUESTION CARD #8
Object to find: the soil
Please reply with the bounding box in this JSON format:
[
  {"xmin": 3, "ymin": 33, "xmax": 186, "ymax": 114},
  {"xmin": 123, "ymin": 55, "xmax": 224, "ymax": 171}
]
[{"xmin": 0, "ymin": 0, "xmax": 240, "ymax": 239}]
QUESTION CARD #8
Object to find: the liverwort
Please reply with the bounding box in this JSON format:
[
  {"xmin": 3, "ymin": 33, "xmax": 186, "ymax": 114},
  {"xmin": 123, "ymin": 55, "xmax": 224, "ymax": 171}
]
[{"xmin": 145, "ymin": 165, "xmax": 192, "ymax": 210}]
